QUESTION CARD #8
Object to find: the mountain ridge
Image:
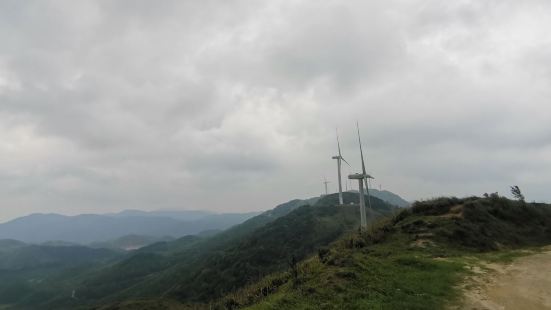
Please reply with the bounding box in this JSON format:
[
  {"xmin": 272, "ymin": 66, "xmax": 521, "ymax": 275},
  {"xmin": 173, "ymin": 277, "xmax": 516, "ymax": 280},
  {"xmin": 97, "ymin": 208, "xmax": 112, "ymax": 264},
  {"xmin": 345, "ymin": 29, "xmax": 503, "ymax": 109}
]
[{"xmin": 0, "ymin": 211, "xmax": 260, "ymax": 244}]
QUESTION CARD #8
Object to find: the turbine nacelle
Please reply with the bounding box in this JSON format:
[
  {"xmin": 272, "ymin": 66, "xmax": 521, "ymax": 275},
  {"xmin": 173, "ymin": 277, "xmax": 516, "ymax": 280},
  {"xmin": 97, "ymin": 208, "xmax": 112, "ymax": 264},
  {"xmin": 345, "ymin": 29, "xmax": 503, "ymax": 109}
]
[{"xmin": 348, "ymin": 173, "xmax": 374, "ymax": 180}]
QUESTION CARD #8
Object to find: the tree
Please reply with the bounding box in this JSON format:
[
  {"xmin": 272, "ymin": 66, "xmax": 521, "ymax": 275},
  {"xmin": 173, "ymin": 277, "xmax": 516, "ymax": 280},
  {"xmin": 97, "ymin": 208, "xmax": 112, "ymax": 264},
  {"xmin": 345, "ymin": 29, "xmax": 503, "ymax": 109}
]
[{"xmin": 510, "ymin": 186, "xmax": 525, "ymax": 202}]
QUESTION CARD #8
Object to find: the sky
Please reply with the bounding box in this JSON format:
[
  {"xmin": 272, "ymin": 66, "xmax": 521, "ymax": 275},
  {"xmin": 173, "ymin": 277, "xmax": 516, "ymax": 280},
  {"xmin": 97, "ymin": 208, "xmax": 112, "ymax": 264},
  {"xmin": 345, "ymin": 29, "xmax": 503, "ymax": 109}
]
[{"xmin": 1, "ymin": 0, "xmax": 550, "ymax": 222}]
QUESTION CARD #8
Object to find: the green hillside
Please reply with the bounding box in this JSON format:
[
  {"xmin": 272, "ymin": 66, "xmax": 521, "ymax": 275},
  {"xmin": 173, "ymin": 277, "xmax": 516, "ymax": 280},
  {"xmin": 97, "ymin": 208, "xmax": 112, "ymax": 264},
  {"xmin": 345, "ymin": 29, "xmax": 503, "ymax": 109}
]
[
  {"xmin": 211, "ymin": 196, "xmax": 551, "ymax": 310},
  {"xmin": 70, "ymin": 194, "xmax": 393, "ymax": 308},
  {"xmin": 0, "ymin": 244, "xmax": 122, "ymax": 306},
  {"xmin": 0, "ymin": 198, "xmax": 301, "ymax": 309},
  {"xmin": 6, "ymin": 194, "xmax": 392, "ymax": 309}
]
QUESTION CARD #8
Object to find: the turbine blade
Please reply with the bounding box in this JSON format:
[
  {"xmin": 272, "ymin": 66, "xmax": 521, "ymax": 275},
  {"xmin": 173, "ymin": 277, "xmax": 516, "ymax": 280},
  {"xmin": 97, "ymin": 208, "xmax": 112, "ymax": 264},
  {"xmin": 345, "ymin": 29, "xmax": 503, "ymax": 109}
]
[
  {"xmin": 341, "ymin": 156, "xmax": 351, "ymax": 167},
  {"xmin": 356, "ymin": 121, "xmax": 367, "ymax": 175},
  {"xmin": 336, "ymin": 128, "xmax": 342, "ymax": 157}
]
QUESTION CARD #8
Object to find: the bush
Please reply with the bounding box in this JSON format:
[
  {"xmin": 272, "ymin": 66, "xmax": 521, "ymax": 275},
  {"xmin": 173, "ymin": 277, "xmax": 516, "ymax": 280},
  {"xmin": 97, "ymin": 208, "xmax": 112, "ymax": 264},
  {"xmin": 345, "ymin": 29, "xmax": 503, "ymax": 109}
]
[
  {"xmin": 411, "ymin": 197, "xmax": 461, "ymax": 215},
  {"xmin": 317, "ymin": 247, "xmax": 331, "ymax": 263}
]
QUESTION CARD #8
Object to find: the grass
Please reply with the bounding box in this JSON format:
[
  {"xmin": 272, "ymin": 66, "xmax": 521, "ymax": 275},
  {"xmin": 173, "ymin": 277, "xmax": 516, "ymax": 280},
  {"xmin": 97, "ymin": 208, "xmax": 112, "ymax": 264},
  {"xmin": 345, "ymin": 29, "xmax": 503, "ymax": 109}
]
[
  {"xmin": 238, "ymin": 246, "xmax": 541, "ymax": 310},
  {"xmin": 240, "ymin": 237, "xmax": 466, "ymax": 310}
]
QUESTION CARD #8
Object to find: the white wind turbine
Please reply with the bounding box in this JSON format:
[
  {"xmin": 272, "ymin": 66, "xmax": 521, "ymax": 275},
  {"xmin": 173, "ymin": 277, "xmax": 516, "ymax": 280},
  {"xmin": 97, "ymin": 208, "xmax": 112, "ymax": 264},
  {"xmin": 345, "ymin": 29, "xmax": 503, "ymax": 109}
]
[
  {"xmin": 348, "ymin": 122, "xmax": 374, "ymax": 231},
  {"xmin": 332, "ymin": 129, "xmax": 351, "ymax": 205},
  {"xmin": 323, "ymin": 177, "xmax": 330, "ymax": 196}
]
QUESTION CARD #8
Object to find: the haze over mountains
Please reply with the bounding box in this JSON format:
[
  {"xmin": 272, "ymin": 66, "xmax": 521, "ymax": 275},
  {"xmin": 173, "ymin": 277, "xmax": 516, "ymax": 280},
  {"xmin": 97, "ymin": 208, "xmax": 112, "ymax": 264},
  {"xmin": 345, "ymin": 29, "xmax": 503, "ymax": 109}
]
[
  {"xmin": 0, "ymin": 210, "xmax": 260, "ymax": 244},
  {"xmin": 0, "ymin": 190, "xmax": 407, "ymax": 245}
]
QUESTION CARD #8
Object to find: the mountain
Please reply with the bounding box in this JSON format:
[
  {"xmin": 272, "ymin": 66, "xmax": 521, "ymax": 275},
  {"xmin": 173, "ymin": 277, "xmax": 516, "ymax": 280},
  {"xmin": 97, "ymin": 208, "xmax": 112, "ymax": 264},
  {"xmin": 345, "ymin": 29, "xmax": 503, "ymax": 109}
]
[
  {"xmin": 165, "ymin": 193, "xmax": 395, "ymax": 303},
  {"xmin": 368, "ymin": 189, "xmax": 410, "ymax": 208},
  {"xmin": 346, "ymin": 188, "xmax": 410, "ymax": 208},
  {"xmin": 0, "ymin": 211, "xmax": 260, "ymax": 244},
  {"xmin": 214, "ymin": 196, "xmax": 551, "ymax": 309},
  {"xmin": 0, "ymin": 196, "xmax": 319, "ymax": 308},
  {"xmin": 89, "ymin": 235, "xmax": 175, "ymax": 251},
  {"xmin": 71, "ymin": 196, "xmax": 335, "ymax": 304}
]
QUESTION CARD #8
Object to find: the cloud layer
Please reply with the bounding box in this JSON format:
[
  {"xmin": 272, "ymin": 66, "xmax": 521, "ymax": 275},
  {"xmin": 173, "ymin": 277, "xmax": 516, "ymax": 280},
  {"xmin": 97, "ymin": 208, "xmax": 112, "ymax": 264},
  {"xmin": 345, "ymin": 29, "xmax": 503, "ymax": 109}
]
[{"xmin": 1, "ymin": 0, "xmax": 550, "ymax": 221}]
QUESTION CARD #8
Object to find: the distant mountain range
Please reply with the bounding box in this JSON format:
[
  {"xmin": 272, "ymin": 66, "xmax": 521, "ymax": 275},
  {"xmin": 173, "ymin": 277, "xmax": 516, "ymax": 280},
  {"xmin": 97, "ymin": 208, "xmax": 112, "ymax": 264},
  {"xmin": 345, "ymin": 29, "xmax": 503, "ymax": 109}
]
[
  {"xmin": 0, "ymin": 210, "xmax": 260, "ymax": 244},
  {"xmin": 0, "ymin": 190, "xmax": 408, "ymax": 246}
]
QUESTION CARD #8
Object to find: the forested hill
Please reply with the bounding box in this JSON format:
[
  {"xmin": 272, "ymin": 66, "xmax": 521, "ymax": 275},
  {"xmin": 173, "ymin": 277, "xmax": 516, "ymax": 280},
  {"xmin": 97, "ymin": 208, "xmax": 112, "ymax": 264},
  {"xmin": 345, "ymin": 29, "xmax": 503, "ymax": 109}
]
[
  {"xmin": 9, "ymin": 194, "xmax": 394, "ymax": 309},
  {"xmin": 77, "ymin": 194, "xmax": 392, "ymax": 306},
  {"xmin": 215, "ymin": 196, "xmax": 551, "ymax": 310}
]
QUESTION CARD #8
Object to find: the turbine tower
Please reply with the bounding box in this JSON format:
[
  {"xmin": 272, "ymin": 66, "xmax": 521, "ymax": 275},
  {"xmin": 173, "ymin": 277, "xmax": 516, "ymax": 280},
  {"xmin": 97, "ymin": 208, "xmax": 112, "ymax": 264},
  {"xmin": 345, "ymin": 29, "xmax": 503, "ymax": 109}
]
[
  {"xmin": 332, "ymin": 129, "xmax": 350, "ymax": 205},
  {"xmin": 323, "ymin": 177, "xmax": 330, "ymax": 196},
  {"xmin": 348, "ymin": 122, "xmax": 374, "ymax": 231}
]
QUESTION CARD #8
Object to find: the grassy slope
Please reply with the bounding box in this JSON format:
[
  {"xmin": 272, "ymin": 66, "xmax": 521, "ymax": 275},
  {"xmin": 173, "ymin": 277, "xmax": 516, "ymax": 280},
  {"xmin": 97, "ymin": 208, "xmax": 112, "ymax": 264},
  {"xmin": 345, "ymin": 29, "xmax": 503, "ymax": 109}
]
[{"xmin": 212, "ymin": 196, "xmax": 551, "ymax": 310}]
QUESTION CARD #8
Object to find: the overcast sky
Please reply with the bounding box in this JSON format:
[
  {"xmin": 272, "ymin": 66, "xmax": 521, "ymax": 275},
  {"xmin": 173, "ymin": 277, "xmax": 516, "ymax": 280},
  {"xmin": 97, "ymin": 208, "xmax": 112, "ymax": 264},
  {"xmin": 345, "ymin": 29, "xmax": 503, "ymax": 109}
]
[{"xmin": 1, "ymin": 0, "xmax": 550, "ymax": 222}]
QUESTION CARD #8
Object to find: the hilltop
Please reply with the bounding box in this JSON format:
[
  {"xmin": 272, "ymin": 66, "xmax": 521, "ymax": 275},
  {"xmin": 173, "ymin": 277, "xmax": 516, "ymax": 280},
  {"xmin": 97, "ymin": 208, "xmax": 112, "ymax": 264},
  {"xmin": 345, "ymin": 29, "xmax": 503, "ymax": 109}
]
[{"xmin": 212, "ymin": 195, "xmax": 551, "ymax": 309}]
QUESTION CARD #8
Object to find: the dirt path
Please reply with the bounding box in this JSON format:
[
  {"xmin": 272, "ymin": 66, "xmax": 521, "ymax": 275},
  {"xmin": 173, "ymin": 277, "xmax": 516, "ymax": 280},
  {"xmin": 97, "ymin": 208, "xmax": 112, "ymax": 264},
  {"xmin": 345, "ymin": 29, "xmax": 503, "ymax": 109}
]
[{"xmin": 459, "ymin": 248, "xmax": 551, "ymax": 310}]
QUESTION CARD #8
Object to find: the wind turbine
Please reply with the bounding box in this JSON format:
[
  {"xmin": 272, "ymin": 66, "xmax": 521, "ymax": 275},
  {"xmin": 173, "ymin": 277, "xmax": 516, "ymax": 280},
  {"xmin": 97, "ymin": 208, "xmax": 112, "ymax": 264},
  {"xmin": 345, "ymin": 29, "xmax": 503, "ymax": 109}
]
[
  {"xmin": 332, "ymin": 129, "xmax": 350, "ymax": 205},
  {"xmin": 323, "ymin": 177, "xmax": 330, "ymax": 196},
  {"xmin": 348, "ymin": 122, "xmax": 374, "ymax": 231}
]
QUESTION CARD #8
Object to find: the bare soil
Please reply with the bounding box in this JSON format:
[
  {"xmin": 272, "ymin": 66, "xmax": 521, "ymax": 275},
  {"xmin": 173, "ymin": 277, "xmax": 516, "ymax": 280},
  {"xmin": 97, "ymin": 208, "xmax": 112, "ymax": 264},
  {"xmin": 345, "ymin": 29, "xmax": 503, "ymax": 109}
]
[{"xmin": 457, "ymin": 247, "xmax": 551, "ymax": 310}]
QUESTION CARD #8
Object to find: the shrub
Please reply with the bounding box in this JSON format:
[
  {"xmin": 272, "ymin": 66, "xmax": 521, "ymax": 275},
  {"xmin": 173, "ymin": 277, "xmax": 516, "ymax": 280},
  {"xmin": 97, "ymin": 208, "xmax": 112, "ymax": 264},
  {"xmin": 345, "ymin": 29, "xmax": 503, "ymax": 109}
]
[
  {"xmin": 317, "ymin": 247, "xmax": 331, "ymax": 263},
  {"xmin": 412, "ymin": 197, "xmax": 461, "ymax": 215}
]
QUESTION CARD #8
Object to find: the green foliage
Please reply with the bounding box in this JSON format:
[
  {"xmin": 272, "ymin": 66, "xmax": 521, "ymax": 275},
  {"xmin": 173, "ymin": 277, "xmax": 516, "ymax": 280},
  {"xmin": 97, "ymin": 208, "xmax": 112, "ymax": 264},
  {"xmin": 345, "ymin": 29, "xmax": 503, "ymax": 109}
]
[
  {"xmin": 411, "ymin": 197, "xmax": 462, "ymax": 215},
  {"xmin": 225, "ymin": 238, "xmax": 465, "ymax": 310}
]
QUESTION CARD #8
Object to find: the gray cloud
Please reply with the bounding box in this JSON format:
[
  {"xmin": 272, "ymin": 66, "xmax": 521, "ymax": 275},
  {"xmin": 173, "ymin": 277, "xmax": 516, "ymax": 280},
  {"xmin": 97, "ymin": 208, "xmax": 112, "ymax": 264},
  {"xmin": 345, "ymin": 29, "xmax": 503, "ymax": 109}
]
[{"xmin": 1, "ymin": 0, "xmax": 550, "ymax": 222}]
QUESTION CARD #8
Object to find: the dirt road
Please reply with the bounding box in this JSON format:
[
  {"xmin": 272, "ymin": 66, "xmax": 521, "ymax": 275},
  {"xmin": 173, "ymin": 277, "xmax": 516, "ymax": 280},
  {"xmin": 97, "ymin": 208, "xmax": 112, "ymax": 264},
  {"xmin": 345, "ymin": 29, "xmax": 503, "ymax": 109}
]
[{"xmin": 459, "ymin": 248, "xmax": 551, "ymax": 310}]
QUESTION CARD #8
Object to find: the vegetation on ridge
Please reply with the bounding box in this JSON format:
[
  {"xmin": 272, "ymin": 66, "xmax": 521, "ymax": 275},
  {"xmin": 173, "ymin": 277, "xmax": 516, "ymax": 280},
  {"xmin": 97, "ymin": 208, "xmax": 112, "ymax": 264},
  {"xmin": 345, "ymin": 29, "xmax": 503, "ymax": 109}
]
[{"xmin": 211, "ymin": 195, "xmax": 551, "ymax": 310}]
